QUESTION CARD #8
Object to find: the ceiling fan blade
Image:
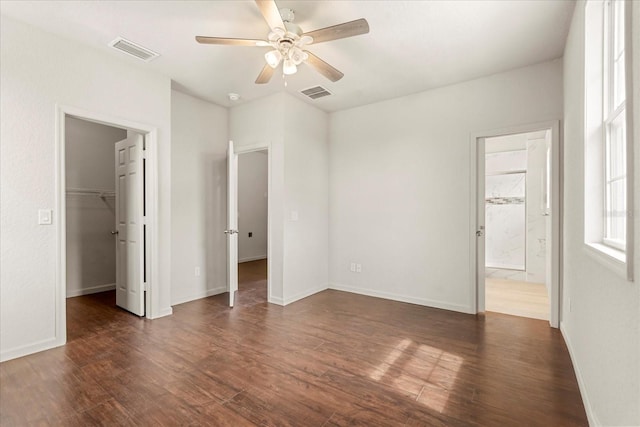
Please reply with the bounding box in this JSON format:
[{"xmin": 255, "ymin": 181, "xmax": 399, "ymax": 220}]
[
  {"xmin": 255, "ymin": 0, "xmax": 285, "ymax": 32},
  {"xmin": 303, "ymin": 18, "xmax": 369, "ymax": 44},
  {"xmin": 255, "ymin": 64, "xmax": 275, "ymax": 84},
  {"xmin": 304, "ymin": 51, "xmax": 344, "ymax": 82},
  {"xmin": 196, "ymin": 36, "xmax": 265, "ymax": 46}
]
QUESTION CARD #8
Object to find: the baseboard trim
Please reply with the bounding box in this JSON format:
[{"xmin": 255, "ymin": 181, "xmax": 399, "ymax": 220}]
[
  {"xmin": 0, "ymin": 336, "xmax": 65, "ymax": 363},
  {"xmin": 239, "ymin": 255, "xmax": 267, "ymax": 263},
  {"xmin": 560, "ymin": 322, "xmax": 599, "ymax": 426},
  {"xmin": 171, "ymin": 286, "xmax": 226, "ymax": 306},
  {"xmin": 268, "ymin": 295, "xmax": 284, "ymax": 306},
  {"xmin": 66, "ymin": 283, "xmax": 116, "ymax": 298},
  {"xmin": 283, "ymin": 284, "xmax": 328, "ymax": 306},
  {"xmin": 329, "ymin": 283, "xmax": 474, "ymax": 314},
  {"xmin": 152, "ymin": 307, "xmax": 173, "ymax": 319}
]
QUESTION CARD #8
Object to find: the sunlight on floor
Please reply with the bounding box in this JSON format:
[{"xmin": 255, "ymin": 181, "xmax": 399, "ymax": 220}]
[
  {"xmin": 369, "ymin": 338, "xmax": 411, "ymax": 381},
  {"xmin": 369, "ymin": 340, "xmax": 464, "ymax": 413}
]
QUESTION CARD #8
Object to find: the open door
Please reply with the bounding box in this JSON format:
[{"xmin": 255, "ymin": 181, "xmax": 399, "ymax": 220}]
[
  {"xmin": 226, "ymin": 140, "xmax": 239, "ymax": 307},
  {"xmin": 114, "ymin": 134, "xmax": 145, "ymax": 316}
]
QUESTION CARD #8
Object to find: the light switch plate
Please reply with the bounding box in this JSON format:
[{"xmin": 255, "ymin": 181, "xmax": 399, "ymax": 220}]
[
  {"xmin": 291, "ymin": 211, "xmax": 299, "ymax": 221},
  {"xmin": 38, "ymin": 209, "xmax": 52, "ymax": 225}
]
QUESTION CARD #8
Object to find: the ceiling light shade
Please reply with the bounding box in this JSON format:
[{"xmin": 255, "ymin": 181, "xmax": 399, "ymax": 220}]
[
  {"xmin": 299, "ymin": 35, "xmax": 313, "ymax": 46},
  {"xmin": 264, "ymin": 50, "xmax": 282, "ymax": 68},
  {"xmin": 283, "ymin": 58, "xmax": 297, "ymax": 75},
  {"xmin": 289, "ymin": 47, "xmax": 308, "ymax": 65}
]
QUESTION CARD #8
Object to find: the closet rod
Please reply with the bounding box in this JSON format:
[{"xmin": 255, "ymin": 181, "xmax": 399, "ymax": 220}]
[{"xmin": 66, "ymin": 187, "xmax": 115, "ymax": 198}]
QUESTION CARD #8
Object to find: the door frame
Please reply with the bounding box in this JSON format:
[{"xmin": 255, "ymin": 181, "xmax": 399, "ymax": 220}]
[
  {"xmin": 55, "ymin": 104, "xmax": 159, "ymax": 344},
  {"xmin": 232, "ymin": 142, "xmax": 272, "ymax": 303},
  {"xmin": 469, "ymin": 120, "xmax": 562, "ymax": 327}
]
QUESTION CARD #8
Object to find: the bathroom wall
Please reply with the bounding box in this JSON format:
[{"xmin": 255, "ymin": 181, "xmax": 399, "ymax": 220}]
[
  {"xmin": 525, "ymin": 132, "xmax": 550, "ymax": 284},
  {"xmin": 485, "ymin": 131, "xmax": 549, "ymax": 283},
  {"xmin": 485, "ymin": 149, "xmax": 527, "ymax": 271}
]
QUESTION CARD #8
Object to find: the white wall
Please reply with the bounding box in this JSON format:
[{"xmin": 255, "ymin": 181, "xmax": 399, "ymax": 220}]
[
  {"xmin": 561, "ymin": 2, "xmax": 640, "ymax": 425},
  {"xmin": 230, "ymin": 93, "xmax": 284, "ymax": 303},
  {"xmin": 0, "ymin": 15, "xmax": 172, "ymax": 361},
  {"xmin": 171, "ymin": 90, "xmax": 228, "ymax": 305},
  {"xmin": 230, "ymin": 92, "xmax": 329, "ymax": 305},
  {"xmin": 65, "ymin": 116, "xmax": 126, "ymax": 297},
  {"xmin": 238, "ymin": 151, "xmax": 268, "ymax": 262},
  {"xmin": 282, "ymin": 95, "xmax": 330, "ymax": 303},
  {"xmin": 329, "ymin": 60, "xmax": 563, "ymax": 313}
]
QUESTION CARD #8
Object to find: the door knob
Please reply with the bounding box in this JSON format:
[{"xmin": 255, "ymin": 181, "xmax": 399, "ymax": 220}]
[{"xmin": 111, "ymin": 230, "xmax": 119, "ymax": 235}]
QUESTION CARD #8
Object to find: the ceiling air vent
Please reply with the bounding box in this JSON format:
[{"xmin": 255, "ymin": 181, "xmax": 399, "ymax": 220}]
[
  {"xmin": 301, "ymin": 86, "xmax": 332, "ymax": 100},
  {"xmin": 109, "ymin": 37, "xmax": 160, "ymax": 62}
]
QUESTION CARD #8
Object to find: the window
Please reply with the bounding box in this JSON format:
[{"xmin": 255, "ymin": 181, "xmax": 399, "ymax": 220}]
[
  {"xmin": 602, "ymin": 0, "xmax": 627, "ymax": 251},
  {"xmin": 584, "ymin": 0, "xmax": 633, "ymax": 278}
]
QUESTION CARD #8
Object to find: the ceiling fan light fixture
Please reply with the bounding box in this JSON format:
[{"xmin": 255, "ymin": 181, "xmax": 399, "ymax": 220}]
[
  {"xmin": 265, "ymin": 49, "xmax": 282, "ymax": 68},
  {"xmin": 283, "ymin": 58, "xmax": 297, "ymax": 75},
  {"xmin": 299, "ymin": 35, "xmax": 313, "ymax": 46},
  {"xmin": 289, "ymin": 47, "xmax": 307, "ymax": 65}
]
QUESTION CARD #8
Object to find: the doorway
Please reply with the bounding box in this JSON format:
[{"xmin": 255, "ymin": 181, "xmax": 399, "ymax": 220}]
[
  {"xmin": 64, "ymin": 116, "xmax": 147, "ymax": 337},
  {"xmin": 226, "ymin": 142, "xmax": 272, "ymax": 308},
  {"xmin": 236, "ymin": 149, "xmax": 268, "ymax": 306},
  {"xmin": 472, "ymin": 121, "xmax": 561, "ymax": 327},
  {"xmin": 56, "ymin": 106, "xmax": 159, "ymax": 345},
  {"xmin": 483, "ymin": 131, "xmax": 550, "ymax": 320}
]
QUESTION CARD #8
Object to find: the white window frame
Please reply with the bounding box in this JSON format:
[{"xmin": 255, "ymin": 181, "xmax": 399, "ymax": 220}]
[
  {"xmin": 602, "ymin": 0, "xmax": 627, "ymax": 252},
  {"xmin": 583, "ymin": 0, "xmax": 634, "ymax": 281}
]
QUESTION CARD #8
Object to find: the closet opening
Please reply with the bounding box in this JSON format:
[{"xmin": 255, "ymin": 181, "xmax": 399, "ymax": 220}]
[{"xmin": 62, "ymin": 113, "xmax": 153, "ymax": 342}]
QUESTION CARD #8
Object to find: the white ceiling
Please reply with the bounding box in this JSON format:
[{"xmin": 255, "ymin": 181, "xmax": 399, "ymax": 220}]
[{"xmin": 0, "ymin": 0, "xmax": 575, "ymax": 113}]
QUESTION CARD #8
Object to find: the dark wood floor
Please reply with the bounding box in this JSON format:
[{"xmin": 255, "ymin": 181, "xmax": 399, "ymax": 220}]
[{"xmin": 1, "ymin": 260, "xmax": 587, "ymax": 426}]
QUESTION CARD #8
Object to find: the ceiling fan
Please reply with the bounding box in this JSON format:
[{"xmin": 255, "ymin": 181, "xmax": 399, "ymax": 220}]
[{"xmin": 195, "ymin": 0, "xmax": 369, "ymax": 84}]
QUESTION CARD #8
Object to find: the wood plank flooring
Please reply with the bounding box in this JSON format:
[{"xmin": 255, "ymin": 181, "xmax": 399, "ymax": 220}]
[
  {"xmin": 1, "ymin": 266, "xmax": 587, "ymax": 426},
  {"xmin": 485, "ymin": 278, "xmax": 550, "ymax": 321}
]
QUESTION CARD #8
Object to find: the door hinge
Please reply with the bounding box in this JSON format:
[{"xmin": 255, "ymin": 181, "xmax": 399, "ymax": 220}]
[
  {"xmin": 142, "ymin": 149, "xmax": 147, "ymax": 159},
  {"xmin": 144, "ymin": 282, "xmax": 149, "ymax": 292}
]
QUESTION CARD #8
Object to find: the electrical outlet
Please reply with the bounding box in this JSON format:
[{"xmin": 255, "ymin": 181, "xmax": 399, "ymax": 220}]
[
  {"xmin": 195, "ymin": 267, "xmax": 201, "ymax": 277},
  {"xmin": 350, "ymin": 262, "xmax": 356, "ymax": 272},
  {"xmin": 356, "ymin": 264, "xmax": 362, "ymax": 273}
]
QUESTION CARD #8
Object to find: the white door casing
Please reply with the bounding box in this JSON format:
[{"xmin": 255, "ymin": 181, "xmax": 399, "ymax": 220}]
[
  {"xmin": 115, "ymin": 134, "xmax": 145, "ymax": 316},
  {"xmin": 226, "ymin": 140, "xmax": 239, "ymax": 307}
]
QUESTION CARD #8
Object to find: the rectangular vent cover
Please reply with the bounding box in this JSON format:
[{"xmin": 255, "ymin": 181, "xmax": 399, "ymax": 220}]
[
  {"xmin": 301, "ymin": 86, "xmax": 332, "ymax": 100},
  {"xmin": 109, "ymin": 37, "xmax": 159, "ymax": 62}
]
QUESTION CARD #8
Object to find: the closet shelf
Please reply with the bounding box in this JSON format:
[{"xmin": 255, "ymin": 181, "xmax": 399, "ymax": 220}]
[{"xmin": 66, "ymin": 188, "xmax": 115, "ymax": 198}]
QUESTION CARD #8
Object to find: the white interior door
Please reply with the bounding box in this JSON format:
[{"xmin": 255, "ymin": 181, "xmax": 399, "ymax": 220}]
[
  {"xmin": 115, "ymin": 134, "xmax": 145, "ymax": 316},
  {"xmin": 476, "ymin": 137, "xmax": 486, "ymax": 313},
  {"xmin": 226, "ymin": 140, "xmax": 239, "ymax": 307}
]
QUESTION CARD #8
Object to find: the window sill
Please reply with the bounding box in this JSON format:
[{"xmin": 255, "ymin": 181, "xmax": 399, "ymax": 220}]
[{"xmin": 584, "ymin": 242, "xmax": 627, "ymax": 279}]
